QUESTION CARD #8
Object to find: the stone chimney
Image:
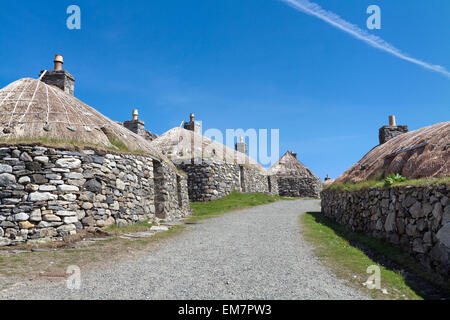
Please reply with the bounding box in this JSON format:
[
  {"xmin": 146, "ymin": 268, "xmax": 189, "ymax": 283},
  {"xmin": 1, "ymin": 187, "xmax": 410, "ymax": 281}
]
[
  {"xmin": 183, "ymin": 113, "xmax": 201, "ymax": 133},
  {"xmin": 39, "ymin": 55, "xmax": 75, "ymax": 95},
  {"xmin": 124, "ymin": 109, "xmax": 147, "ymax": 136},
  {"xmin": 235, "ymin": 136, "xmax": 248, "ymax": 155},
  {"xmin": 291, "ymin": 151, "xmax": 297, "ymax": 159},
  {"xmin": 378, "ymin": 115, "xmax": 408, "ymax": 144}
]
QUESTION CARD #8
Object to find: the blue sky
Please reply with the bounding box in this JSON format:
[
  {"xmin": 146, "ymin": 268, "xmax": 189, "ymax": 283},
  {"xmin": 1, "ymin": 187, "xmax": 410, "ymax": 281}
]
[{"xmin": 0, "ymin": 0, "xmax": 449, "ymax": 179}]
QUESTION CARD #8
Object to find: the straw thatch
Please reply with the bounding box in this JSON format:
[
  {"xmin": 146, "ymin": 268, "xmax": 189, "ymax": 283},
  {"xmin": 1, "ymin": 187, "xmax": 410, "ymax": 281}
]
[
  {"xmin": 150, "ymin": 127, "xmax": 268, "ymax": 174},
  {"xmin": 268, "ymin": 151, "xmax": 320, "ymax": 179},
  {"xmin": 336, "ymin": 122, "xmax": 450, "ymax": 183},
  {"xmin": 0, "ymin": 77, "xmax": 179, "ymax": 170}
]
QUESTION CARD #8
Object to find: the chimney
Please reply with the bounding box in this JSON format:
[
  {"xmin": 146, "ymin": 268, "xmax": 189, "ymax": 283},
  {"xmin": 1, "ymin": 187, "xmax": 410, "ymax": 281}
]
[
  {"xmin": 124, "ymin": 108, "xmax": 146, "ymax": 135},
  {"xmin": 183, "ymin": 112, "xmax": 201, "ymax": 133},
  {"xmin": 378, "ymin": 115, "xmax": 408, "ymax": 144},
  {"xmin": 40, "ymin": 54, "xmax": 75, "ymax": 95},
  {"xmin": 235, "ymin": 136, "xmax": 248, "ymax": 155},
  {"xmin": 291, "ymin": 152, "xmax": 297, "ymax": 159},
  {"xmin": 132, "ymin": 109, "xmax": 139, "ymax": 121}
]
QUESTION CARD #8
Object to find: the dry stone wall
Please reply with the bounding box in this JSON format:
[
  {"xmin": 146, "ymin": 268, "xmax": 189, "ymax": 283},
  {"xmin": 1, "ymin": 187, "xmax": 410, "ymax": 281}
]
[
  {"xmin": 277, "ymin": 176, "xmax": 322, "ymax": 198},
  {"xmin": 321, "ymin": 185, "xmax": 450, "ymax": 278},
  {"xmin": 0, "ymin": 145, "xmax": 190, "ymax": 246},
  {"xmin": 176, "ymin": 160, "xmax": 278, "ymax": 202}
]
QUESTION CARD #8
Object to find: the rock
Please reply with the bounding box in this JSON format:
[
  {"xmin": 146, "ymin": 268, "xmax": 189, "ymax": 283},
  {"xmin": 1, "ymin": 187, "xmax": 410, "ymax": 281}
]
[
  {"xmin": 104, "ymin": 216, "xmax": 115, "ymax": 227},
  {"xmin": 29, "ymin": 209, "xmax": 42, "ymax": 222},
  {"xmin": 14, "ymin": 212, "xmax": 29, "ymax": 221},
  {"xmin": 423, "ymin": 231, "xmax": 432, "ymax": 244},
  {"xmin": 83, "ymin": 179, "xmax": 102, "ymax": 193},
  {"xmin": 0, "ymin": 173, "xmax": 16, "ymax": 186},
  {"xmin": 64, "ymin": 172, "xmax": 84, "ymax": 180},
  {"xmin": 18, "ymin": 176, "xmax": 31, "ymax": 184},
  {"xmin": 34, "ymin": 156, "xmax": 49, "ymax": 163},
  {"xmin": 57, "ymin": 185, "xmax": 79, "ymax": 193},
  {"xmin": 31, "ymin": 174, "xmax": 48, "ymax": 184},
  {"xmin": 57, "ymin": 224, "xmax": 76, "ymax": 232},
  {"xmin": 19, "ymin": 152, "xmax": 32, "ymax": 162},
  {"xmin": 436, "ymin": 223, "xmax": 450, "ymax": 248},
  {"xmin": 444, "ymin": 206, "xmax": 450, "ymax": 224},
  {"xmin": 432, "ymin": 202, "xmax": 443, "ymax": 221},
  {"xmin": 56, "ymin": 211, "xmax": 77, "ymax": 217},
  {"xmin": 39, "ymin": 185, "xmax": 57, "ymax": 192},
  {"xmin": 116, "ymin": 179, "xmax": 126, "ymax": 191},
  {"xmin": 43, "ymin": 214, "xmax": 61, "ymax": 222},
  {"xmin": 60, "ymin": 193, "xmax": 77, "ymax": 201},
  {"xmin": 412, "ymin": 238, "xmax": 426, "ymax": 253},
  {"xmin": 406, "ymin": 224, "xmax": 418, "ymax": 237},
  {"xmin": 56, "ymin": 158, "xmax": 81, "ymax": 169},
  {"xmin": 63, "ymin": 216, "xmax": 78, "ymax": 224},
  {"xmin": 19, "ymin": 221, "xmax": 34, "ymax": 229},
  {"xmin": 409, "ymin": 202, "xmax": 423, "ymax": 219},
  {"xmin": 384, "ymin": 211, "xmax": 396, "ymax": 232},
  {"xmin": 28, "ymin": 192, "xmax": 58, "ymax": 202},
  {"xmin": 82, "ymin": 202, "xmax": 93, "ymax": 210},
  {"xmin": 0, "ymin": 164, "xmax": 12, "ymax": 173},
  {"xmin": 0, "ymin": 238, "xmax": 11, "ymax": 247},
  {"xmin": 81, "ymin": 216, "xmax": 95, "ymax": 226}
]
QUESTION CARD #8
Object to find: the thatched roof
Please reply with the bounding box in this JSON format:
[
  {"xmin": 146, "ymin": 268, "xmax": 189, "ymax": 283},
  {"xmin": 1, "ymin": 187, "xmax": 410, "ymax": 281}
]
[
  {"xmin": 336, "ymin": 122, "xmax": 450, "ymax": 183},
  {"xmin": 268, "ymin": 151, "xmax": 320, "ymax": 180},
  {"xmin": 0, "ymin": 77, "xmax": 172, "ymax": 166},
  {"xmin": 150, "ymin": 127, "xmax": 268, "ymax": 174}
]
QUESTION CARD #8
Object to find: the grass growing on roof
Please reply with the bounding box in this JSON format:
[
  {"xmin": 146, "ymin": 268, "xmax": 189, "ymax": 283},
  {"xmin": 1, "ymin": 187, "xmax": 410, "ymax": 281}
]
[
  {"xmin": 325, "ymin": 177, "xmax": 450, "ymax": 192},
  {"xmin": 300, "ymin": 212, "xmax": 450, "ymax": 300}
]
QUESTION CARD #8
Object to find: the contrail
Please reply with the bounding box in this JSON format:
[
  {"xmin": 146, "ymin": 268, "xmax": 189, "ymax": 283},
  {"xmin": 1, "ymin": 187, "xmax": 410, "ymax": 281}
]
[{"xmin": 281, "ymin": 0, "xmax": 450, "ymax": 78}]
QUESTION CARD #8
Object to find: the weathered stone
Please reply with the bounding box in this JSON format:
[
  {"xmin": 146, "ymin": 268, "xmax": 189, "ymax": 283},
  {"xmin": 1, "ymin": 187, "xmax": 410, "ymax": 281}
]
[
  {"xmin": 64, "ymin": 172, "xmax": 84, "ymax": 180},
  {"xmin": 0, "ymin": 164, "xmax": 12, "ymax": 173},
  {"xmin": 39, "ymin": 185, "xmax": 57, "ymax": 192},
  {"xmin": 0, "ymin": 173, "xmax": 16, "ymax": 186},
  {"xmin": 19, "ymin": 221, "xmax": 34, "ymax": 229},
  {"xmin": 63, "ymin": 216, "xmax": 78, "ymax": 224},
  {"xmin": 14, "ymin": 212, "xmax": 29, "ymax": 221},
  {"xmin": 18, "ymin": 176, "xmax": 31, "ymax": 184},
  {"xmin": 60, "ymin": 193, "xmax": 77, "ymax": 201},
  {"xmin": 56, "ymin": 211, "xmax": 77, "ymax": 217},
  {"xmin": 0, "ymin": 238, "xmax": 11, "ymax": 247},
  {"xmin": 83, "ymin": 179, "xmax": 102, "ymax": 193},
  {"xmin": 31, "ymin": 174, "xmax": 48, "ymax": 184},
  {"xmin": 29, "ymin": 209, "xmax": 42, "ymax": 222},
  {"xmin": 43, "ymin": 214, "xmax": 61, "ymax": 222},
  {"xmin": 384, "ymin": 211, "xmax": 396, "ymax": 232},
  {"xmin": 28, "ymin": 192, "xmax": 58, "ymax": 202},
  {"xmin": 20, "ymin": 152, "xmax": 32, "ymax": 162},
  {"xmin": 34, "ymin": 156, "xmax": 49, "ymax": 163},
  {"xmin": 409, "ymin": 202, "xmax": 423, "ymax": 219},
  {"xmin": 57, "ymin": 185, "xmax": 79, "ymax": 193},
  {"xmin": 436, "ymin": 223, "xmax": 450, "ymax": 248},
  {"xmin": 116, "ymin": 179, "xmax": 126, "ymax": 191},
  {"xmin": 56, "ymin": 158, "xmax": 81, "ymax": 169}
]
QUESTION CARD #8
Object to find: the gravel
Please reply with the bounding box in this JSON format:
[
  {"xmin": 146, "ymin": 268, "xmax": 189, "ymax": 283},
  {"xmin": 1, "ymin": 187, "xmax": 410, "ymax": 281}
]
[{"xmin": 0, "ymin": 200, "xmax": 368, "ymax": 300}]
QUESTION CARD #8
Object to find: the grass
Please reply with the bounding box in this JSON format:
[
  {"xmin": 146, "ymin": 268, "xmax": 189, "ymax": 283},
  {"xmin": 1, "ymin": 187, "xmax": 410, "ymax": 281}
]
[
  {"xmin": 0, "ymin": 136, "xmax": 147, "ymax": 156},
  {"xmin": 188, "ymin": 191, "xmax": 288, "ymax": 222},
  {"xmin": 300, "ymin": 212, "xmax": 450, "ymax": 300},
  {"xmin": 102, "ymin": 219, "xmax": 154, "ymax": 236},
  {"xmin": 326, "ymin": 177, "xmax": 450, "ymax": 192}
]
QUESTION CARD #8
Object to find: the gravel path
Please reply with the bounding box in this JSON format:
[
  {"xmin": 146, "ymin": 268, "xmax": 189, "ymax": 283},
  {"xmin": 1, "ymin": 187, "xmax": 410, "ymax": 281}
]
[{"xmin": 1, "ymin": 200, "xmax": 368, "ymax": 300}]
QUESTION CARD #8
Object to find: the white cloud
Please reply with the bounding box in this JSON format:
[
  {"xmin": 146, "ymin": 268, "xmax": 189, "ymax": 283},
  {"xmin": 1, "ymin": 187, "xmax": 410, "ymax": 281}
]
[{"xmin": 281, "ymin": 0, "xmax": 450, "ymax": 78}]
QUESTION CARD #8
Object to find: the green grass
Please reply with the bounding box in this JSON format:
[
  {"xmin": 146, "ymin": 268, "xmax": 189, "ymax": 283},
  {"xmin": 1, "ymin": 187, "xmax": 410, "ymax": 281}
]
[
  {"xmin": 326, "ymin": 177, "xmax": 450, "ymax": 192},
  {"xmin": 188, "ymin": 191, "xmax": 281, "ymax": 222},
  {"xmin": 300, "ymin": 212, "xmax": 450, "ymax": 300},
  {"xmin": 102, "ymin": 220, "xmax": 154, "ymax": 236}
]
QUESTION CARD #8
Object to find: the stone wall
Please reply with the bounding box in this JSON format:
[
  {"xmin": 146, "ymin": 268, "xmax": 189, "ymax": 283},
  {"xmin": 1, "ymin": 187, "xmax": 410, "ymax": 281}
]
[
  {"xmin": 0, "ymin": 145, "xmax": 190, "ymax": 246},
  {"xmin": 321, "ymin": 185, "xmax": 450, "ymax": 278},
  {"xmin": 378, "ymin": 125, "xmax": 408, "ymax": 144},
  {"xmin": 176, "ymin": 160, "xmax": 277, "ymax": 202},
  {"xmin": 277, "ymin": 176, "xmax": 322, "ymax": 198}
]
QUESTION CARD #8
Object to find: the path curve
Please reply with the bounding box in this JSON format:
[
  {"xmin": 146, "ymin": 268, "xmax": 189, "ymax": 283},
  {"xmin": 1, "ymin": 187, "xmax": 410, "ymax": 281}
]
[{"xmin": 1, "ymin": 200, "xmax": 368, "ymax": 300}]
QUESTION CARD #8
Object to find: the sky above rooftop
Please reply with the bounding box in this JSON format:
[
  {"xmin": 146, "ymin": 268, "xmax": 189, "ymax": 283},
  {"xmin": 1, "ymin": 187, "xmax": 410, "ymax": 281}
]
[{"xmin": 0, "ymin": 0, "xmax": 449, "ymax": 179}]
